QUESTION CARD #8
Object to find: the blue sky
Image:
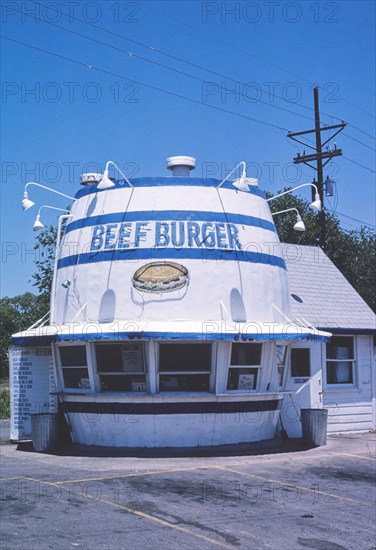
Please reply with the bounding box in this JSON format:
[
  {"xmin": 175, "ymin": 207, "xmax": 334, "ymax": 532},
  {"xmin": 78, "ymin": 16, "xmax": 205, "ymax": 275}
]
[{"xmin": 1, "ymin": 0, "xmax": 375, "ymax": 297}]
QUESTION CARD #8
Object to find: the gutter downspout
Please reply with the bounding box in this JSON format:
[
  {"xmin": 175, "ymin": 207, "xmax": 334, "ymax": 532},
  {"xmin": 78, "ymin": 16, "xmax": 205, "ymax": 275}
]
[{"xmin": 50, "ymin": 214, "xmax": 73, "ymax": 323}]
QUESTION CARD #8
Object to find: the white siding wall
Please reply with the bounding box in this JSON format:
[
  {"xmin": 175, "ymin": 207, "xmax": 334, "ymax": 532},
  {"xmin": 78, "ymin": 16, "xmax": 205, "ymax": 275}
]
[
  {"xmin": 281, "ymin": 341, "xmax": 324, "ymax": 439},
  {"xmin": 323, "ymin": 335, "xmax": 374, "ymax": 433}
]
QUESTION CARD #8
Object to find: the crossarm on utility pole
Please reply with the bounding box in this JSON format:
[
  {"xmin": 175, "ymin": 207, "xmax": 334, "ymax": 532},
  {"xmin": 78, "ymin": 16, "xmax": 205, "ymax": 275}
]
[{"xmin": 286, "ymin": 87, "xmax": 346, "ymax": 250}]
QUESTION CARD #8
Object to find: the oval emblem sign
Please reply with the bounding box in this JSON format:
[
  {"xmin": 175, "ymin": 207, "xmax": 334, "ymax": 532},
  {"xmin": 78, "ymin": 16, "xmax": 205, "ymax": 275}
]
[{"xmin": 132, "ymin": 262, "xmax": 189, "ymax": 293}]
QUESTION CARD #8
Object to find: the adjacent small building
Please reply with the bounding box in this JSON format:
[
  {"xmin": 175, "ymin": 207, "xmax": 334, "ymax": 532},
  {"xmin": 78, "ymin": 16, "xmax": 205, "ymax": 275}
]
[{"xmin": 281, "ymin": 244, "xmax": 375, "ymax": 437}]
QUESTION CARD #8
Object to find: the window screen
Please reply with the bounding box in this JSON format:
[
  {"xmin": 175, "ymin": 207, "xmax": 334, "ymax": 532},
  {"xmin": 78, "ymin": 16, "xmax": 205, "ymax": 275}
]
[{"xmin": 291, "ymin": 348, "xmax": 311, "ymax": 377}]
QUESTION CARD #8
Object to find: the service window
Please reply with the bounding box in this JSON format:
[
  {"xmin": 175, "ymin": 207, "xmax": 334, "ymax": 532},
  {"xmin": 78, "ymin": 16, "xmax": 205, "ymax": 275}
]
[
  {"xmin": 158, "ymin": 343, "xmax": 212, "ymax": 392},
  {"xmin": 326, "ymin": 336, "xmax": 355, "ymax": 385},
  {"xmin": 291, "ymin": 348, "xmax": 311, "ymax": 378},
  {"xmin": 227, "ymin": 343, "xmax": 262, "ymax": 391},
  {"xmin": 59, "ymin": 345, "xmax": 90, "ymax": 390},
  {"xmin": 96, "ymin": 343, "xmax": 146, "ymax": 392}
]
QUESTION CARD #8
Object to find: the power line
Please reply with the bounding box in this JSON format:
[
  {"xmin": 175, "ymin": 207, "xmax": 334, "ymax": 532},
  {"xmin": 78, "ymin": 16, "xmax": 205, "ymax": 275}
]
[
  {"xmin": 4, "ymin": 32, "xmax": 374, "ymax": 231},
  {"xmin": 336, "ymin": 219, "xmax": 364, "ymax": 230},
  {"xmin": 6, "ymin": 5, "xmax": 375, "ymax": 170},
  {"xmin": 0, "ymin": 34, "xmax": 289, "ymax": 133},
  {"xmin": 25, "ymin": 0, "xmax": 342, "ymax": 125},
  {"xmin": 342, "ymin": 156, "xmax": 376, "ymax": 174},
  {"xmin": 347, "ymin": 123, "xmax": 376, "ymax": 141},
  {"xmin": 333, "ymin": 97, "xmax": 376, "ymax": 119},
  {"xmin": 335, "ymin": 211, "xmax": 375, "ymax": 228},
  {"xmin": 3, "ymin": 35, "xmax": 374, "ymax": 176},
  {"xmin": 140, "ymin": 0, "xmax": 309, "ymax": 84},
  {"xmin": 25, "ymin": 1, "xmax": 374, "ymax": 143},
  {"xmin": 140, "ymin": 1, "xmax": 376, "ymax": 121},
  {"xmin": 342, "ymin": 133, "xmax": 376, "ymax": 152},
  {"xmin": 8, "ymin": 4, "xmax": 318, "ymax": 124}
]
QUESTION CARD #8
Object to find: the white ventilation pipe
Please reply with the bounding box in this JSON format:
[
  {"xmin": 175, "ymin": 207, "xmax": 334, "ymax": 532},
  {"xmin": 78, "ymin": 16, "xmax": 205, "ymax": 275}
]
[{"xmin": 166, "ymin": 156, "xmax": 196, "ymax": 176}]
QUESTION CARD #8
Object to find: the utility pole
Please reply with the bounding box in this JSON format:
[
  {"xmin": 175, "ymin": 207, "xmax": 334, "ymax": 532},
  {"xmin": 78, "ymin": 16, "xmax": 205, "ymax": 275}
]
[
  {"xmin": 287, "ymin": 86, "xmax": 346, "ymax": 249},
  {"xmin": 313, "ymin": 87, "xmax": 325, "ymax": 248}
]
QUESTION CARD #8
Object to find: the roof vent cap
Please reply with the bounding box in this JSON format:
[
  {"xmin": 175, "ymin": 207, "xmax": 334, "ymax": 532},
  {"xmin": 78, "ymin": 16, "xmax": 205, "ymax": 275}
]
[
  {"xmin": 80, "ymin": 173, "xmax": 103, "ymax": 186},
  {"xmin": 166, "ymin": 156, "xmax": 196, "ymax": 176}
]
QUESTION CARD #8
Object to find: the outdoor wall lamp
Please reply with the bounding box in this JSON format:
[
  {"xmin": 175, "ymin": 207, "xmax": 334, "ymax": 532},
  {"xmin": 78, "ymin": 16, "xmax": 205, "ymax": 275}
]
[
  {"xmin": 266, "ymin": 183, "xmax": 321, "ymax": 212},
  {"xmin": 218, "ymin": 161, "xmax": 258, "ymax": 193},
  {"xmin": 97, "ymin": 160, "xmax": 133, "ymax": 190},
  {"xmin": 33, "ymin": 205, "xmax": 70, "ymax": 231},
  {"xmin": 272, "ymin": 208, "xmax": 306, "ymax": 232},
  {"xmin": 22, "ymin": 182, "xmax": 74, "ymax": 211}
]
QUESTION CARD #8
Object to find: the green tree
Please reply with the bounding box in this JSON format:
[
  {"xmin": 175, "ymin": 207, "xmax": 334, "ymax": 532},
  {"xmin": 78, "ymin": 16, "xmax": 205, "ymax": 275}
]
[
  {"xmin": 268, "ymin": 190, "xmax": 376, "ymax": 311},
  {"xmin": 32, "ymin": 224, "xmax": 57, "ymax": 300},
  {"xmin": 0, "ymin": 224, "xmax": 57, "ymax": 379},
  {"xmin": 0, "ymin": 293, "xmax": 48, "ymax": 378}
]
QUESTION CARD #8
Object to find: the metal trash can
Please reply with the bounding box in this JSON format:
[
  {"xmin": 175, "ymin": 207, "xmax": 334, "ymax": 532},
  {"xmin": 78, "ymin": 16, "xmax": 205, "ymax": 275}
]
[
  {"xmin": 301, "ymin": 408, "xmax": 328, "ymax": 447},
  {"xmin": 31, "ymin": 413, "xmax": 60, "ymax": 453}
]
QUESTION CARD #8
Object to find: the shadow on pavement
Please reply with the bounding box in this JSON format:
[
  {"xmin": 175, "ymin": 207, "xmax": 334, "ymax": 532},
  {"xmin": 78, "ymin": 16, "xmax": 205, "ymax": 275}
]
[{"xmin": 15, "ymin": 437, "xmax": 312, "ymax": 458}]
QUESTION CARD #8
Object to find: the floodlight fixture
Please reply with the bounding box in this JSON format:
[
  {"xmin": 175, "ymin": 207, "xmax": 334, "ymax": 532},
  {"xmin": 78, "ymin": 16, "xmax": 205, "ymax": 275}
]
[{"xmin": 97, "ymin": 160, "xmax": 133, "ymax": 190}]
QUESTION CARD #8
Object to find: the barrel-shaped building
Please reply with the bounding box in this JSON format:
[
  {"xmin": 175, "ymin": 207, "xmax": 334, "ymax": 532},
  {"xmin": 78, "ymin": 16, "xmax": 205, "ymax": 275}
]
[{"xmin": 13, "ymin": 157, "xmax": 329, "ymax": 447}]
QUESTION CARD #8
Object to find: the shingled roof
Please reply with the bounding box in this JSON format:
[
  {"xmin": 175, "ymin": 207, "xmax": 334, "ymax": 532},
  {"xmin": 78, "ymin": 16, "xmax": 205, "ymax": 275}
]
[{"xmin": 283, "ymin": 244, "xmax": 375, "ymax": 332}]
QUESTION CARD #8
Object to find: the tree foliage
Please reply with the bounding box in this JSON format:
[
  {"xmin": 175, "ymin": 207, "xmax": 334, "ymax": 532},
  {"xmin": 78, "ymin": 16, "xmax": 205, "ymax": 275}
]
[
  {"xmin": 0, "ymin": 225, "xmax": 55, "ymax": 378},
  {"xmin": 268, "ymin": 190, "xmax": 376, "ymax": 312},
  {"xmin": 32, "ymin": 224, "xmax": 57, "ymax": 299},
  {"xmin": 0, "ymin": 293, "xmax": 49, "ymax": 378}
]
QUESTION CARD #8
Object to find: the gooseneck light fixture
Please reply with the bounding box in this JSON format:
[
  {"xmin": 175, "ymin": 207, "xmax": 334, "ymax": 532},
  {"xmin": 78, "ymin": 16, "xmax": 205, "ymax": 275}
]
[
  {"xmin": 217, "ymin": 161, "xmax": 258, "ymax": 193},
  {"xmin": 22, "ymin": 182, "xmax": 74, "ymax": 211},
  {"xmin": 272, "ymin": 208, "xmax": 306, "ymax": 232},
  {"xmin": 33, "ymin": 205, "xmax": 70, "ymax": 232},
  {"xmin": 97, "ymin": 160, "xmax": 133, "ymax": 190},
  {"xmin": 266, "ymin": 183, "xmax": 321, "ymax": 212}
]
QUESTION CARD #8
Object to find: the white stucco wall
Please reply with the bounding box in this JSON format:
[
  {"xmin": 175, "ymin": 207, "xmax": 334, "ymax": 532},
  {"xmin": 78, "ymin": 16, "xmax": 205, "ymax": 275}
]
[{"xmin": 52, "ymin": 179, "xmax": 291, "ymax": 327}]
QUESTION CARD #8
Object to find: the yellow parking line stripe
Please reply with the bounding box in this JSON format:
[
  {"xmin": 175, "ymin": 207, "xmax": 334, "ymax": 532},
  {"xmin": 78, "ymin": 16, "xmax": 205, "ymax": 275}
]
[
  {"xmin": 0, "ymin": 477, "xmax": 24, "ymax": 481},
  {"xmin": 47, "ymin": 453, "xmax": 359, "ymax": 484},
  {"xmin": 215, "ymin": 466, "xmax": 376, "ymax": 508},
  {"xmin": 249, "ymin": 451, "xmax": 376, "ymax": 464},
  {"xmin": 48, "ymin": 457, "xmax": 336, "ymax": 485},
  {"xmin": 341, "ymin": 453, "xmax": 376, "ymax": 461},
  {"xmin": 30, "ymin": 453, "xmax": 353, "ymax": 485},
  {"xmin": 16, "ymin": 449, "xmax": 375, "ymax": 487},
  {"xmin": 245, "ymin": 453, "xmax": 341, "ymax": 464},
  {"xmin": 24, "ymin": 476, "xmax": 234, "ymax": 549},
  {"xmin": 51, "ymin": 465, "xmax": 214, "ymax": 485},
  {"xmin": 82, "ymin": 493, "xmax": 234, "ymax": 549}
]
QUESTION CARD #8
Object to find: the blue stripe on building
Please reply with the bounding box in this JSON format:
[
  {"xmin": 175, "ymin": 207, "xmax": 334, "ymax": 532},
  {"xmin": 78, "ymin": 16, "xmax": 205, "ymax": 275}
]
[
  {"xmin": 61, "ymin": 400, "xmax": 280, "ymax": 415},
  {"xmin": 74, "ymin": 177, "xmax": 266, "ymax": 200},
  {"xmin": 57, "ymin": 248, "xmax": 286, "ymax": 270},
  {"xmin": 65, "ymin": 210, "xmax": 276, "ymax": 235}
]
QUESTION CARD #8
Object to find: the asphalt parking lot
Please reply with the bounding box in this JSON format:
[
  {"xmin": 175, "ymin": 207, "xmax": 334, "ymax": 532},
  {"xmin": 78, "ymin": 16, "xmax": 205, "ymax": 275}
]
[{"xmin": 1, "ymin": 430, "xmax": 375, "ymax": 550}]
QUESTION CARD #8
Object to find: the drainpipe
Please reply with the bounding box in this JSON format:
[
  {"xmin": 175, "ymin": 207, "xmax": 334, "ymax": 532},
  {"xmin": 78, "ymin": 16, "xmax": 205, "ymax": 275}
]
[{"xmin": 50, "ymin": 214, "xmax": 73, "ymax": 323}]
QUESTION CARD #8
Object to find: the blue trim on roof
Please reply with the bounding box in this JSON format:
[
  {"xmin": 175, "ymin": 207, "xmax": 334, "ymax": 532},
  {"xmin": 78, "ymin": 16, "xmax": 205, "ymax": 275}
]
[
  {"xmin": 57, "ymin": 248, "xmax": 286, "ymax": 270},
  {"xmin": 12, "ymin": 330, "xmax": 329, "ymax": 346},
  {"xmin": 74, "ymin": 177, "xmax": 266, "ymax": 200},
  {"xmin": 65, "ymin": 210, "xmax": 276, "ymax": 236}
]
